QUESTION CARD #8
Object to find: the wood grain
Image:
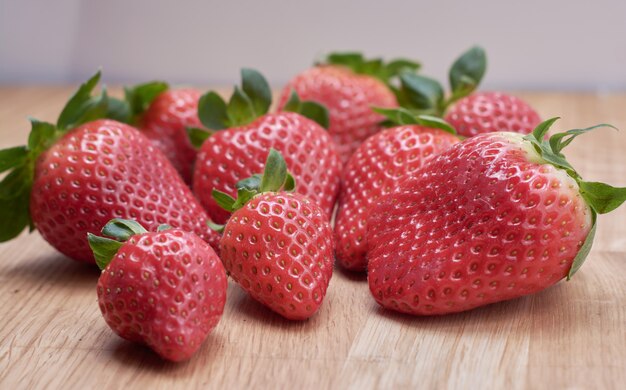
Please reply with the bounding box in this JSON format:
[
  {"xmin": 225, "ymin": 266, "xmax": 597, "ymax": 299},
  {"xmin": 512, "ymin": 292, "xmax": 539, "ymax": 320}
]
[{"xmin": 0, "ymin": 88, "xmax": 625, "ymax": 390}]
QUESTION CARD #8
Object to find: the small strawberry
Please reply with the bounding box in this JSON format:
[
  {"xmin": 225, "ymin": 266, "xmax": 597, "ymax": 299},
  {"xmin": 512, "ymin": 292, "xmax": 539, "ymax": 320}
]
[
  {"xmin": 444, "ymin": 92, "xmax": 542, "ymax": 137},
  {"xmin": 192, "ymin": 68, "xmax": 341, "ymax": 224},
  {"xmin": 0, "ymin": 72, "xmax": 220, "ymax": 262},
  {"xmin": 212, "ymin": 149, "xmax": 334, "ymax": 320},
  {"xmin": 367, "ymin": 118, "xmax": 626, "ymax": 315},
  {"xmin": 335, "ymin": 109, "xmax": 460, "ymax": 271},
  {"xmin": 278, "ymin": 53, "xmax": 420, "ymax": 165},
  {"xmin": 88, "ymin": 219, "xmax": 227, "ymax": 362},
  {"xmin": 108, "ymin": 82, "xmax": 201, "ymax": 184}
]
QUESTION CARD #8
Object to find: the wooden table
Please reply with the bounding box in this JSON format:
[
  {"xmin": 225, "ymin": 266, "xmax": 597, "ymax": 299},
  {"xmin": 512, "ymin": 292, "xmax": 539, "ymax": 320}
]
[{"xmin": 0, "ymin": 88, "xmax": 625, "ymax": 389}]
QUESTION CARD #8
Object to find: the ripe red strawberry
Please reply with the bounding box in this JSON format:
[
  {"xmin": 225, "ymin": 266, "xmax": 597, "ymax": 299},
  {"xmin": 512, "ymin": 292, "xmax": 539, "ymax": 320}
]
[
  {"xmin": 212, "ymin": 149, "xmax": 334, "ymax": 320},
  {"xmin": 444, "ymin": 92, "xmax": 542, "ymax": 137},
  {"xmin": 88, "ymin": 219, "xmax": 227, "ymax": 362},
  {"xmin": 0, "ymin": 72, "xmax": 220, "ymax": 262},
  {"xmin": 192, "ymin": 68, "xmax": 341, "ymax": 224},
  {"xmin": 335, "ymin": 109, "xmax": 460, "ymax": 271},
  {"xmin": 278, "ymin": 53, "xmax": 421, "ymax": 165},
  {"xmin": 108, "ymin": 83, "xmax": 202, "ymax": 184},
  {"xmin": 367, "ymin": 119, "xmax": 626, "ymax": 315}
]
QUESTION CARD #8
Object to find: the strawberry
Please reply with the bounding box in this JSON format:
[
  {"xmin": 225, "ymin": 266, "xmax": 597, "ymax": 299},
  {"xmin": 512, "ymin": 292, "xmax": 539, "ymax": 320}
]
[
  {"xmin": 212, "ymin": 149, "xmax": 334, "ymax": 320},
  {"xmin": 444, "ymin": 92, "xmax": 542, "ymax": 137},
  {"xmin": 0, "ymin": 72, "xmax": 220, "ymax": 262},
  {"xmin": 278, "ymin": 53, "xmax": 421, "ymax": 165},
  {"xmin": 335, "ymin": 109, "xmax": 460, "ymax": 271},
  {"xmin": 191, "ymin": 68, "xmax": 341, "ymax": 224},
  {"xmin": 88, "ymin": 219, "xmax": 227, "ymax": 362},
  {"xmin": 367, "ymin": 118, "xmax": 626, "ymax": 315},
  {"xmin": 108, "ymin": 83, "xmax": 201, "ymax": 184}
]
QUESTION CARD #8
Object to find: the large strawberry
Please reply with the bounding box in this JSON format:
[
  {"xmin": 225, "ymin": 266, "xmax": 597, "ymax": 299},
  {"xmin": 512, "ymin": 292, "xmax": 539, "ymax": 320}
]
[
  {"xmin": 444, "ymin": 91, "xmax": 542, "ymax": 137},
  {"xmin": 108, "ymin": 82, "xmax": 202, "ymax": 184},
  {"xmin": 0, "ymin": 72, "xmax": 220, "ymax": 262},
  {"xmin": 335, "ymin": 109, "xmax": 460, "ymax": 272},
  {"xmin": 88, "ymin": 219, "xmax": 227, "ymax": 362},
  {"xmin": 367, "ymin": 118, "xmax": 626, "ymax": 315},
  {"xmin": 192, "ymin": 68, "xmax": 341, "ymax": 224},
  {"xmin": 212, "ymin": 149, "xmax": 334, "ymax": 320},
  {"xmin": 278, "ymin": 53, "xmax": 420, "ymax": 165}
]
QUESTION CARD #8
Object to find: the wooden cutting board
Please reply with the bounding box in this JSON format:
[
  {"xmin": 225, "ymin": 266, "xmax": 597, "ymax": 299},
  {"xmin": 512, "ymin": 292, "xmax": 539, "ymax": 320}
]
[{"xmin": 0, "ymin": 88, "xmax": 624, "ymax": 389}]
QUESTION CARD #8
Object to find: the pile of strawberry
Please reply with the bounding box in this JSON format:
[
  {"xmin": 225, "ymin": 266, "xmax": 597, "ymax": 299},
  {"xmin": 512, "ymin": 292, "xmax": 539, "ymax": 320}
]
[{"xmin": 1, "ymin": 47, "xmax": 625, "ymax": 362}]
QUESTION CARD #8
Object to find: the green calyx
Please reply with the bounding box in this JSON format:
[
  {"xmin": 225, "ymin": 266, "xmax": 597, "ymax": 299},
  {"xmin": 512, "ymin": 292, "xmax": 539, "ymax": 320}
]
[
  {"xmin": 194, "ymin": 68, "xmax": 330, "ymax": 148},
  {"xmin": 197, "ymin": 68, "xmax": 272, "ymax": 130},
  {"xmin": 107, "ymin": 81, "xmax": 169, "ymax": 125},
  {"xmin": 372, "ymin": 107, "xmax": 457, "ymax": 135},
  {"xmin": 87, "ymin": 219, "xmax": 166, "ymax": 270},
  {"xmin": 397, "ymin": 46, "xmax": 487, "ymax": 116},
  {"xmin": 522, "ymin": 118, "xmax": 626, "ymax": 279},
  {"xmin": 209, "ymin": 148, "xmax": 295, "ymax": 232},
  {"xmin": 0, "ymin": 71, "xmax": 112, "ymax": 243},
  {"xmin": 322, "ymin": 52, "xmax": 421, "ymax": 86},
  {"xmin": 282, "ymin": 89, "xmax": 329, "ymax": 129}
]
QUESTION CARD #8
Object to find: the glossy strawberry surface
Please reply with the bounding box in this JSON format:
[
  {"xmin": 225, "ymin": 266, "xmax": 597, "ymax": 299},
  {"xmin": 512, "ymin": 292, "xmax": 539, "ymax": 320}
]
[
  {"xmin": 220, "ymin": 192, "xmax": 334, "ymax": 320},
  {"xmin": 97, "ymin": 229, "xmax": 227, "ymax": 362},
  {"xmin": 445, "ymin": 92, "xmax": 541, "ymax": 138},
  {"xmin": 193, "ymin": 112, "xmax": 341, "ymax": 224},
  {"xmin": 367, "ymin": 132, "xmax": 592, "ymax": 315},
  {"xmin": 278, "ymin": 66, "xmax": 397, "ymax": 165},
  {"xmin": 335, "ymin": 125, "xmax": 459, "ymax": 271},
  {"xmin": 140, "ymin": 88, "xmax": 202, "ymax": 184},
  {"xmin": 30, "ymin": 119, "xmax": 220, "ymax": 262}
]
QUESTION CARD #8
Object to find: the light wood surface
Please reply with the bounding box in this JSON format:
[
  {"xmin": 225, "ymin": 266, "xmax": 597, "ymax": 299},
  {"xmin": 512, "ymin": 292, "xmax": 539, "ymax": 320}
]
[{"xmin": 0, "ymin": 88, "xmax": 625, "ymax": 390}]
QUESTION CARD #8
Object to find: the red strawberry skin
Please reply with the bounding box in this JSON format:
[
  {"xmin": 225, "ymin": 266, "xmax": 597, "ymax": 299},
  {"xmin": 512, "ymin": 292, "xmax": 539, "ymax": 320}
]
[
  {"xmin": 278, "ymin": 66, "xmax": 398, "ymax": 165},
  {"xmin": 335, "ymin": 125, "xmax": 459, "ymax": 272},
  {"xmin": 367, "ymin": 132, "xmax": 592, "ymax": 315},
  {"xmin": 445, "ymin": 92, "xmax": 541, "ymax": 138},
  {"xmin": 193, "ymin": 112, "xmax": 341, "ymax": 224},
  {"xmin": 30, "ymin": 119, "xmax": 220, "ymax": 262},
  {"xmin": 140, "ymin": 88, "xmax": 202, "ymax": 184},
  {"xmin": 220, "ymin": 193, "xmax": 334, "ymax": 320},
  {"xmin": 97, "ymin": 228, "xmax": 227, "ymax": 362}
]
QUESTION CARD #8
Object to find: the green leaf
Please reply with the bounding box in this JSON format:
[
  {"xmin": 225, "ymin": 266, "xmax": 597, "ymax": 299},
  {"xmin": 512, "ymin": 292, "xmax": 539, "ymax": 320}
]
[
  {"xmin": 236, "ymin": 174, "xmax": 262, "ymax": 192},
  {"xmin": 0, "ymin": 191, "xmax": 30, "ymax": 242},
  {"xmin": 326, "ymin": 52, "xmax": 364, "ymax": 70},
  {"xmin": 186, "ymin": 127, "xmax": 212, "ymax": 149},
  {"xmin": 416, "ymin": 115, "xmax": 457, "ymax": 135},
  {"xmin": 527, "ymin": 117, "xmax": 561, "ymax": 144},
  {"xmin": 207, "ymin": 220, "xmax": 225, "ymax": 234},
  {"xmin": 27, "ymin": 119, "xmax": 56, "ymax": 152},
  {"xmin": 399, "ymin": 73, "xmax": 444, "ymax": 111},
  {"xmin": 57, "ymin": 71, "xmax": 108, "ymax": 130},
  {"xmin": 157, "ymin": 224, "xmax": 172, "ymax": 232},
  {"xmin": 579, "ymin": 181, "xmax": 626, "ymax": 214},
  {"xmin": 212, "ymin": 189, "xmax": 236, "ymax": 212},
  {"xmin": 241, "ymin": 68, "xmax": 271, "ymax": 117},
  {"xmin": 101, "ymin": 218, "xmax": 148, "ymax": 241},
  {"xmin": 449, "ymin": 46, "xmax": 487, "ymax": 96},
  {"xmin": 124, "ymin": 81, "xmax": 169, "ymax": 117},
  {"xmin": 260, "ymin": 148, "xmax": 288, "ymax": 193},
  {"xmin": 105, "ymin": 97, "xmax": 132, "ymax": 123},
  {"xmin": 226, "ymin": 86, "xmax": 257, "ymax": 126},
  {"xmin": 567, "ymin": 211, "xmax": 597, "ymax": 279},
  {"xmin": 88, "ymin": 233, "xmax": 124, "ymax": 270},
  {"xmin": 284, "ymin": 173, "xmax": 296, "ymax": 192},
  {"xmin": 549, "ymin": 124, "xmax": 618, "ymax": 155},
  {"xmin": 0, "ymin": 146, "xmax": 28, "ymax": 174},
  {"xmin": 282, "ymin": 89, "xmax": 330, "ymax": 129},
  {"xmin": 372, "ymin": 107, "xmax": 419, "ymax": 126},
  {"xmin": 385, "ymin": 59, "xmax": 421, "ymax": 78},
  {"xmin": 0, "ymin": 167, "xmax": 29, "ymax": 200},
  {"xmin": 198, "ymin": 91, "xmax": 229, "ymax": 130}
]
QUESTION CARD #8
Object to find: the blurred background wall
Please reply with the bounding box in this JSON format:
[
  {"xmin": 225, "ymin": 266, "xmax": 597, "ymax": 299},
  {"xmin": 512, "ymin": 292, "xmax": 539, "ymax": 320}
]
[{"xmin": 1, "ymin": 0, "xmax": 625, "ymax": 90}]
